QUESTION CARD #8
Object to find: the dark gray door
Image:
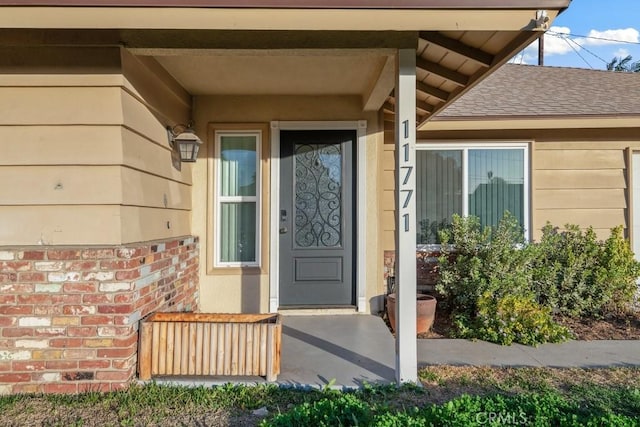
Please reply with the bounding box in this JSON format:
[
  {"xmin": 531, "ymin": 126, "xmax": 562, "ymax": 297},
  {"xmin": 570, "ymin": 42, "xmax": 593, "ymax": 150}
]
[{"xmin": 279, "ymin": 130, "xmax": 356, "ymax": 306}]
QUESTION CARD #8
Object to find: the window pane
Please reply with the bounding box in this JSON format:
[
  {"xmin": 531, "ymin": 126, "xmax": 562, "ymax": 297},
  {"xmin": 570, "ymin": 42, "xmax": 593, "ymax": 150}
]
[
  {"xmin": 220, "ymin": 136, "xmax": 257, "ymax": 197},
  {"xmin": 468, "ymin": 149, "xmax": 524, "ymax": 228},
  {"xmin": 220, "ymin": 202, "xmax": 256, "ymax": 263},
  {"xmin": 416, "ymin": 150, "xmax": 463, "ymax": 244}
]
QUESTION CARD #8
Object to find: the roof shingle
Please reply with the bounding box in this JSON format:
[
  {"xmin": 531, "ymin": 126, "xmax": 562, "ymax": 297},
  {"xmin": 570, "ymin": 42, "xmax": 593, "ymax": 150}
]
[{"xmin": 435, "ymin": 64, "xmax": 640, "ymax": 119}]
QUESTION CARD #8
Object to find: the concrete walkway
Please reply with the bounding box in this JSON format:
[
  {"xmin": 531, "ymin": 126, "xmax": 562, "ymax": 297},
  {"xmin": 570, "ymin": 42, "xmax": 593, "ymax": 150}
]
[{"xmin": 151, "ymin": 314, "xmax": 640, "ymax": 389}]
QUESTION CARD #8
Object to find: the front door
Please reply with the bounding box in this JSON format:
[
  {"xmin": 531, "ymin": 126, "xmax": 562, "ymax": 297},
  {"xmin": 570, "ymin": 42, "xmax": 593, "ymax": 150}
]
[{"xmin": 279, "ymin": 130, "xmax": 356, "ymax": 306}]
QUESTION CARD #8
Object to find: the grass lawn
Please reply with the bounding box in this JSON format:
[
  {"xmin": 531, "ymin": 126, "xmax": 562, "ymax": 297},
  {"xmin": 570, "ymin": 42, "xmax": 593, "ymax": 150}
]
[{"xmin": 1, "ymin": 366, "xmax": 638, "ymax": 426}]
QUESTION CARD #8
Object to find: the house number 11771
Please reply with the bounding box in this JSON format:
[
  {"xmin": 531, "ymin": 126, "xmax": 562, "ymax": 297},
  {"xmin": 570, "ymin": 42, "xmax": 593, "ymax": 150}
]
[{"xmin": 401, "ymin": 120, "xmax": 413, "ymax": 232}]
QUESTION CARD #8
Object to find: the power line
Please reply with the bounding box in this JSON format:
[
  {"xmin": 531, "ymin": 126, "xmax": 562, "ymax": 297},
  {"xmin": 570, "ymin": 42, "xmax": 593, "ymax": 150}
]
[
  {"xmin": 560, "ymin": 35, "xmax": 595, "ymax": 68},
  {"xmin": 548, "ymin": 32, "xmax": 611, "ymax": 66},
  {"xmin": 547, "ymin": 30, "xmax": 640, "ymax": 46}
]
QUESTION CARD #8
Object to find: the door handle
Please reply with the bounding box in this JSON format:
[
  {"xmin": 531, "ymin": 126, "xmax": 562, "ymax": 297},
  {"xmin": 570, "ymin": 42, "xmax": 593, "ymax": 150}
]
[{"xmin": 280, "ymin": 227, "xmax": 288, "ymax": 234}]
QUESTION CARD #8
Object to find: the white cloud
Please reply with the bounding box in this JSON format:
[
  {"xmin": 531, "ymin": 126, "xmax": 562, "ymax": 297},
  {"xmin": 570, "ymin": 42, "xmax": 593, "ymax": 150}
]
[
  {"xmin": 582, "ymin": 28, "xmax": 639, "ymax": 46},
  {"xmin": 612, "ymin": 48, "xmax": 630, "ymax": 58}
]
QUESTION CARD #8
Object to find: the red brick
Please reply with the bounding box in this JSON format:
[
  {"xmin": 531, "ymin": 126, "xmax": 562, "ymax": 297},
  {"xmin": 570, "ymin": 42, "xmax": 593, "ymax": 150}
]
[
  {"xmin": 68, "ymin": 327, "xmax": 97, "ymax": 337},
  {"xmin": 65, "ymin": 261, "xmax": 98, "ymax": 271},
  {"xmin": 17, "ymin": 272, "xmax": 46, "ymax": 282},
  {"xmin": 63, "ymin": 349, "xmax": 96, "ymax": 359},
  {"xmin": 34, "ymin": 305, "xmax": 63, "ymax": 316},
  {"xmin": 112, "ymin": 334, "xmax": 137, "ymax": 348},
  {"xmin": 97, "ymin": 347, "xmax": 136, "ymax": 359},
  {"xmin": 46, "ymin": 360, "xmax": 79, "ymax": 370},
  {"xmin": 97, "ymin": 304, "xmax": 133, "ymax": 314},
  {"xmin": 13, "ymin": 384, "xmax": 43, "ymax": 394},
  {"xmin": 0, "ymin": 261, "xmax": 31, "ymax": 272},
  {"xmin": 50, "ymin": 338, "xmax": 83, "ymax": 348},
  {"xmin": 0, "ymin": 362, "xmax": 11, "ymax": 372},
  {"xmin": 115, "ymin": 270, "xmax": 140, "ymax": 280},
  {"xmin": 0, "ymin": 317, "xmax": 16, "ymax": 327},
  {"xmin": 83, "ymin": 294, "xmax": 111, "ymax": 304},
  {"xmin": 113, "ymin": 293, "xmax": 135, "ymax": 304},
  {"xmin": 81, "ymin": 315, "xmax": 112, "ymax": 325},
  {"xmin": 0, "ymin": 273, "xmax": 17, "ymax": 283},
  {"xmin": 19, "ymin": 251, "xmax": 46, "ymax": 260},
  {"xmin": 47, "ymin": 250, "xmax": 81, "ymax": 260},
  {"xmin": 96, "ymin": 369, "xmax": 134, "ymax": 381},
  {"xmin": 100, "ymin": 259, "xmax": 141, "ymax": 270},
  {"xmin": 44, "ymin": 383, "xmax": 78, "ymax": 394},
  {"xmin": 0, "ymin": 373, "xmax": 30, "ymax": 382},
  {"xmin": 17, "ymin": 294, "xmax": 52, "ymax": 305},
  {"xmin": 111, "ymin": 358, "xmax": 136, "ymax": 370},
  {"xmin": 12, "ymin": 361, "xmax": 46, "ymax": 371},
  {"xmin": 3, "ymin": 328, "xmax": 34, "ymax": 337},
  {"xmin": 0, "ymin": 305, "xmax": 33, "ymax": 315},
  {"xmin": 79, "ymin": 359, "xmax": 111, "ymax": 369},
  {"xmin": 0, "ymin": 295, "xmax": 16, "ymax": 304},
  {"xmin": 63, "ymin": 283, "xmax": 97, "ymax": 293},
  {"xmin": 34, "ymin": 327, "xmax": 66, "ymax": 337},
  {"xmin": 50, "ymin": 294, "xmax": 82, "ymax": 304}
]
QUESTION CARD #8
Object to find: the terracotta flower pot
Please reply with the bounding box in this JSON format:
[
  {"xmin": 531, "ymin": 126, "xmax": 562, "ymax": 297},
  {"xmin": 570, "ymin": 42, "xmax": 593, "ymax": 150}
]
[{"xmin": 386, "ymin": 293, "xmax": 437, "ymax": 334}]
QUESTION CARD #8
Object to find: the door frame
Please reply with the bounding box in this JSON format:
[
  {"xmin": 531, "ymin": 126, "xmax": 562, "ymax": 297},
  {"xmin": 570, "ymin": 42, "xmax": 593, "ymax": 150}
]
[{"xmin": 269, "ymin": 120, "xmax": 368, "ymax": 313}]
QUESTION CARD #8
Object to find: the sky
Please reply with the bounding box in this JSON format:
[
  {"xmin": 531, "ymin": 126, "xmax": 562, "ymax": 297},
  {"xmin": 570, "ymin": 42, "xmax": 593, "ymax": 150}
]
[{"xmin": 511, "ymin": 0, "xmax": 640, "ymax": 69}]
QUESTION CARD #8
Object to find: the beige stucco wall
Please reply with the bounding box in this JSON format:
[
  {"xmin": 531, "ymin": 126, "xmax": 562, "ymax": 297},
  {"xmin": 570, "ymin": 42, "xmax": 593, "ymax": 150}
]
[
  {"xmin": 0, "ymin": 47, "xmax": 193, "ymax": 245},
  {"xmin": 192, "ymin": 95, "xmax": 385, "ymax": 313}
]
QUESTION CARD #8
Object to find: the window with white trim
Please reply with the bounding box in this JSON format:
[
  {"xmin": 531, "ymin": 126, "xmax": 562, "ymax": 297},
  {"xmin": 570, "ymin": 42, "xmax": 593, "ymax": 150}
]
[
  {"xmin": 215, "ymin": 131, "xmax": 261, "ymax": 267},
  {"xmin": 416, "ymin": 143, "xmax": 529, "ymax": 246}
]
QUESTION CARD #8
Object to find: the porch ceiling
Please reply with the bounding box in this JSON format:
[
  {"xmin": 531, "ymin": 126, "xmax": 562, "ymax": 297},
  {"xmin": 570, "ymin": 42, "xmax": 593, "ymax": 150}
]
[
  {"xmin": 148, "ymin": 29, "xmax": 545, "ymax": 129},
  {"xmin": 155, "ymin": 52, "xmax": 390, "ymax": 97}
]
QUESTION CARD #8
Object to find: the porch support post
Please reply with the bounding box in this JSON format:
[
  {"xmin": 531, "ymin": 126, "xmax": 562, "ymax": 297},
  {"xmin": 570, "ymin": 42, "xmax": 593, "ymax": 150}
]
[{"xmin": 394, "ymin": 48, "xmax": 418, "ymax": 384}]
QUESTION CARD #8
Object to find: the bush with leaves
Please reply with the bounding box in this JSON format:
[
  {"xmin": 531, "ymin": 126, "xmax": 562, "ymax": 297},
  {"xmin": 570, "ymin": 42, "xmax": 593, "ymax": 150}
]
[
  {"xmin": 435, "ymin": 213, "xmax": 568, "ymax": 346},
  {"xmin": 532, "ymin": 224, "xmax": 640, "ymax": 318}
]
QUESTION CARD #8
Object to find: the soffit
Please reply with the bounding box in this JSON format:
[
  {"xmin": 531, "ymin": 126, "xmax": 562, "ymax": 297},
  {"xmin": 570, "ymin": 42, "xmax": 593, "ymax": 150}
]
[{"xmin": 155, "ymin": 53, "xmax": 389, "ymax": 96}]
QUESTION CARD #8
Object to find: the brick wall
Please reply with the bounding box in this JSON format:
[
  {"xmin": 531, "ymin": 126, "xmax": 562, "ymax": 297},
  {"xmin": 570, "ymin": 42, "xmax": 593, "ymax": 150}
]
[
  {"xmin": 0, "ymin": 236, "xmax": 199, "ymax": 394},
  {"xmin": 383, "ymin": 250, "xmax": 440, "ymax": 293}
]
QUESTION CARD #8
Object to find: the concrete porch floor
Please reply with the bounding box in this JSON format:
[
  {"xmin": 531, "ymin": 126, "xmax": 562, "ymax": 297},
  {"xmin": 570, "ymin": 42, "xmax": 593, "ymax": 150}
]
[{"xmin": 149, "ymin": 314, "xmax": 640, "ymax": 389}]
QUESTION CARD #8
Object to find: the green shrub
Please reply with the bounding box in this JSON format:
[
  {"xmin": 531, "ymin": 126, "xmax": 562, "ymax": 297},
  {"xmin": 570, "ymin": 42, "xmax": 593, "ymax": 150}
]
[
  {"xmin": 532, "ymin": 224, "xmax": 640, "ymax": 318},
  {"xmin": 596, "ymin": 226, "xmax": 640, "ymax": 314},
  {"xmin": 436, "ymin": 213, "xmax": 566, "ymax": 346}
]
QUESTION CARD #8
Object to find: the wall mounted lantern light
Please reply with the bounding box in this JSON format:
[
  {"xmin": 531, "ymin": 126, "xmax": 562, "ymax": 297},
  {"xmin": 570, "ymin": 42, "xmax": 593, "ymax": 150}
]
[{"xmin": 166, "ymin": 123, "xmax": 203, "ymax": 163}]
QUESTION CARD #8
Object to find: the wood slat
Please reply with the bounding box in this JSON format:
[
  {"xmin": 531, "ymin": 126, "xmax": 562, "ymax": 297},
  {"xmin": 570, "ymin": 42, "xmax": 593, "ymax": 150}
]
[
  {"xmin": 216, "ymin": 324, "xmax": 225, "ymax": 375},
  {"xmin": 195, "ymin": 323, "xmax": 203, "ymax": 375},
  {"xmin": 202, "ymin": 323, "xmax": 211, "ymax": 376},
  {"xmin": 151, "ymin": 322, "xmax": 160, "ymax": 375},
  {"xmin": 536, "ymin": 189, "xmax": 626, "ymax": 210},
  {"xmin": 238, "ymin": 324, "xmax": 246, "ymax": 376},
  {"xmin": 166, "ymin": 322, "xmax": 175, "ymax": 375},
  {"xmin": 138, "ymin": 322, "xmax": 152, "ymax": 381},
  {"xmin": 253, "ymin": 324, "xmax": 261, "ymax": 376},
  {"xmin": 158, "ymin": 322, "xmax": 167, "ymax": 375},
  {"xmin": 416, "ymin": 57, "xmax": 468, "ymax": 87},
  {"xmin": 260, "ymin": 324, "xmax": 267, "ymax": 376},
  {"xmin": 173, "ymin": 322, "xmax": 182, "ymax": 374},
  {"xmin": 181, "ymin": 323, "xmax": 189, "ymax": 375},
  {"xmin": 224, "ymin": 324, "xmax": 232, "ymax": 375},
  {"xmin": 245, "ymin": 325, "xmax": 253, "ymax": 376}
]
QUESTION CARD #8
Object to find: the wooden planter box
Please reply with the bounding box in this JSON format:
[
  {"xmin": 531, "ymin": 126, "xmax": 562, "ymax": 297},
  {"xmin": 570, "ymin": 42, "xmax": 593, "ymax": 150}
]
[{"xmin": 138, "ymin": 313, "xmax": 281, "ymax": 381}]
